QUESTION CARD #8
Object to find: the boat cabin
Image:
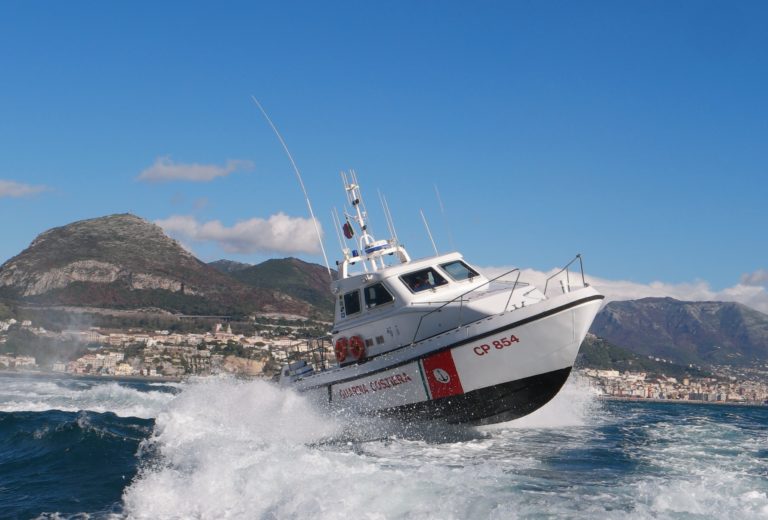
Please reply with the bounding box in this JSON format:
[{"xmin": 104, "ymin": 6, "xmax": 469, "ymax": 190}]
[
  {"xmin": 331, "ymin": 252, "xmax": 492, "ymax": 363},
  {"xmin": 323, "ymin": 171, "xmax": 543, "ymax": 367}
]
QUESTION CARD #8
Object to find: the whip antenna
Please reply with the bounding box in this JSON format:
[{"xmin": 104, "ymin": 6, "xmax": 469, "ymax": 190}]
[
  {"xmin": 434, "ymin": 184, "xmax": 456, "ymax": 252},
  {"xmin": 331, "ymin": 207, "xmax": 346, "ymax": 252},
  {"xmin": 420, "ymin": 209, "xmax": 439, "ymax": 256},
  {"xmin": 378, "ymin": 189, "xmax": 395, "ymax": 241},
  {"xmin": 250, "ymin": 96, "xmax": 331, "ymax": 279}
]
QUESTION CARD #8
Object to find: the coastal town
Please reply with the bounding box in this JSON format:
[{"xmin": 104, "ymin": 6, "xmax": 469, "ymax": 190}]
[
  {"xmin": 1, "ymin": 316, "xmax": 767, "ymax": 406},
  {"xmin": 0, "ymin": 316, "xmax": 330, "ymax": 380},
  {"xmin": 581, "ymin": 367, "xmax": 768, "ymax": 405}
]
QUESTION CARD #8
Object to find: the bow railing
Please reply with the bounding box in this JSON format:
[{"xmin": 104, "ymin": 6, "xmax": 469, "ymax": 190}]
[
  {"xmin": 410, "ymin": 268, "xmax": 522, "ymax": 345},
  {"xmin": 543, "ymin": 254, "xmax": 588, "ymax": 296}
]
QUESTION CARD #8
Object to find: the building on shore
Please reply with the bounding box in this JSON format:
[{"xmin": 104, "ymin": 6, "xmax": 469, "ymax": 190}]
[{"xmin": 582, "ymin": 368, "xmax": 768, "ymax": 404}]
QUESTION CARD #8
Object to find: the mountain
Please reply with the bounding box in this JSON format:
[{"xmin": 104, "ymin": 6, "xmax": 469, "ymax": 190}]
[
  {"xmin": 0, "ymin": 214, "xmax": 327, "ymax": 318},
  {"xmin": 590, "ymin": 297, "xmax": 768, "ymax": 368},
  {"xmin": 229, "ymin": 258, "xmax": 335, "ymax": 315},
  {"xmin": 208, "ymin": 259, "xmax": 252, "ymax": 274},
  {"xmin": 576, "ymin": 334, "xmax": 710, "ymax": 379}
]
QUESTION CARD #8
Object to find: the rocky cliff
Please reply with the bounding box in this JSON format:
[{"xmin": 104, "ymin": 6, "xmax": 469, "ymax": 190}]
[
  {"xmin": 590, "ymin": 297, "xmax": 768, "ymax": 368},
  {"xmin": 227, "ymin": 257, "xmax": 335, "ymax": 315},
  {"xmin": 0, "ymin": 214, "xmax": 213, "ymax": 296},
  {"xmin": 0, "ymin": 214, "xmax": 327, "ymax": 317}
]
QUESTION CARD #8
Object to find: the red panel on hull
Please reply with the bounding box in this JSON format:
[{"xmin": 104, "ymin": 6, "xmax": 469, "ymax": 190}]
[{"xmin": 422, "ymin": 350, "xmax": 464, "ymax": 399}]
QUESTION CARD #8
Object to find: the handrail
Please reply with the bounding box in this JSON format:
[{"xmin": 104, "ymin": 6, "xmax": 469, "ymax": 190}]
[
  {"xmin": 543, "ymin": 254, "xmax": 587, "ymax": 296},
  {"xmin": 410, "ymin": 268, "xmax": 520, "ymax": 345},
  {"xmin": 286, "ymin": 336, "xmax": 332, "ymax": 373},
  {"xmin": 291, "ymin": 254, "xmax": 590, "ymax": 372}
]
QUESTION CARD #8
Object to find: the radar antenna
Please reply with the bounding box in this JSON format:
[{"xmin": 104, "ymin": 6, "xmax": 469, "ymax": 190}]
[{"xmin": 336, "ymin": 170, "xmax": 410, "ymax": 278}]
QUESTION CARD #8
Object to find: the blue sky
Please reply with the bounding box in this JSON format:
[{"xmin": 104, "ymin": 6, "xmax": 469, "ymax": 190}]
[{"xmin": 1, "ymin": 2, "xmax": 767, "ymax": 308}]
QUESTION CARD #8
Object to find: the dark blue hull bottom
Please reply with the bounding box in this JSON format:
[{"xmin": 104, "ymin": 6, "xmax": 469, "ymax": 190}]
[{"xmin": 380, "ymin": 367, "xmax": 573, "ymax": 425}]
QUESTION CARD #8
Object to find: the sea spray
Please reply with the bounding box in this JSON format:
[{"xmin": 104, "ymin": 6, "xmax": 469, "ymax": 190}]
[
  {"xmin": 0, "ymin": 375, "xmax": 179, "ymax": 419},
  {"xmin": 122, "ymin": 374, "xmax": 499, "ymax": 519},
  {"xmin": 493, "ymin": 373, "xmax": 604, "ymax": 430},
  {"xmin": 121, "ymin": 374, "xmax": 607, "ymax": 519},
  {"xmin": 122, "ymin": 374, "xmax": 768, "ymax": 519},
  {"xmin": 2, "ymin": 374, "xmax": 767, "ymax": 519},
  {"xmin": 123, "ymin": 377, "xmax": 345, "ymax": 518}
]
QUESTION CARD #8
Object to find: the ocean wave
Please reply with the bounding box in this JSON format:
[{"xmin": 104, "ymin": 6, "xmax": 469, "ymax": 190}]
[
  {"xmin": 121, "ymin": 376, "xmax": 603, "ymax": 519},
  {"xmin": 3, "ymin": 373, "xmax": 766, "ymax": 519},
  {"xmin": 121, "ymin": 375, "xmax": 768, "ymax": 519},
  {"xmin": 0, "ymin": 375, "xmax": 179, "ymax": 419},
  {"xmin": 0, "ymin": 409, "xmax": 151, "ymax": 520}
]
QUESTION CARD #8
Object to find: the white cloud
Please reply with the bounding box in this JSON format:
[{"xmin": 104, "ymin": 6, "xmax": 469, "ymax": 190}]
[
  {"xmin": 156, "ymin": 213, "xmax": 322, "ymax": 255},
  {"xmin": 0, "ymin": 180, "xmax": 48, "ymax": 198},
  {"xmin": 741, "ymin": 269, "xmax": 768, "ymax": 287},
  {"xmin": 138, "ymin": 156, "xmax": 254, "ymax": 183},
  {"xmin": 483, "ymin": 265, "xmax": 768, "ymax": 315}
]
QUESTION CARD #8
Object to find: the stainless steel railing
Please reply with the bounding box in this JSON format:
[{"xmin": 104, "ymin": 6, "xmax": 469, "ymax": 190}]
[
  {"xmin": 543, "ymin": 254, "xmax": 588, "ymax": 296},
  {"xmin": 411, "ymin": 254, "xmax": 590, "ymax": 345},
  {"xmin": 410, "ymin": 268, "xmax": 522, "ymax": 345},
  {"xmin": 287, "ymin": 254, "xmax": 590, "ymax": 373},
  {"xmin": 284, "ymin": 336, "xmax": 333, "ymax": 374}
]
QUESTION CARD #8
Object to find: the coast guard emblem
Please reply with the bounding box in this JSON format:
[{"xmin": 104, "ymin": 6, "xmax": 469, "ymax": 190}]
[{"xmin": 433, "ymin": 368, "xmax": 451, "ymax": 384}]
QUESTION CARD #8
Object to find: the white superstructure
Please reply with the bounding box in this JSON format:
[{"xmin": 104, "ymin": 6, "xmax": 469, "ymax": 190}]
[{"xmin": 279, "ymin": 171, "xmax": 603, "ymax": 425}]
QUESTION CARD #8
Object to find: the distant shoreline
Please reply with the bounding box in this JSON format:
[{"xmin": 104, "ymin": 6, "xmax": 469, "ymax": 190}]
[
  {"xmin": 600, "ymin": 395, "xmax": 767, "ymax": 408},
  {"xmin": 0, "ymin": 369, "xmax": 184, "ymax": 384},
  {"xmin": 2, "ymin": 370, "xmax": 765, "ymax": 408}
]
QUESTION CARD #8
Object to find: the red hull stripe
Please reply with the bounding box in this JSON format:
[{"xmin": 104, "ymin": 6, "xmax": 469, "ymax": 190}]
[{"xmin": 422, "ymin": 350, "xmax": 464, "ymax": 399}]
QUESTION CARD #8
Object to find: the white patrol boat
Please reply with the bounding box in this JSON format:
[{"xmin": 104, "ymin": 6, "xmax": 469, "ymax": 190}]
[{"xmin": 279, "ymin": 171, "xmax": 604, "ymax": 425}]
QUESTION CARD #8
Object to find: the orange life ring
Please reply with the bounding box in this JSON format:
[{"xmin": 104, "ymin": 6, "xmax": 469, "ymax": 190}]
[
  {"xmin": 334, "ymin": 337, "xmax": 348, "ymax": 363},
  {"xmin": 349, "ymin": 335, "xmax": 366, "ymax": 360}
]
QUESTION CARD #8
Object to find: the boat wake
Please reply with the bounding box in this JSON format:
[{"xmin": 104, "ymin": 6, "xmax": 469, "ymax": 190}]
[
  {"xmin": 6, "ymin": 374, "xmax": 764, "ymax": 519},
  {"xmin": 121, "ymin": 374, "xmax": 604, "ymax": 519}
]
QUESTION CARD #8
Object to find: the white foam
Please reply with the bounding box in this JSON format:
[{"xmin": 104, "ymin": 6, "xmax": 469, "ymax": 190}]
[
  {"xmin": 484, "ymin": 373, "xmax": 604, "ymax": 430},
  {"xmin": 625, "ymin": 411, "xmax": 768, "ymax": 519},
  {"xmin": 0, "ymin": 376, "xmax": 177, "ymax": 418},
  {"xmin": 121, "ymin": 376, "xmax": 597, "ymax": 519},
  {"xmin": 121, "ymin": 375, "xmax": 768, "ymax": 519},
  {"xmin": 123, "ymin": 377, "xmax": 348, "ymax": 519}
]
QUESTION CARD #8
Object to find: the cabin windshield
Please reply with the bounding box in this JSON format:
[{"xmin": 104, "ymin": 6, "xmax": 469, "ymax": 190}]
[
  {"xmin": 401, "ymin": 267, "xmax": 448, "ymax": 293},
  {"xmin": 440, "ymin": 260, "xmax": 479, "ymax": 281},
  {"xmin": 364, "ymin": 283, "xmax": 394, "ymax": 308}
]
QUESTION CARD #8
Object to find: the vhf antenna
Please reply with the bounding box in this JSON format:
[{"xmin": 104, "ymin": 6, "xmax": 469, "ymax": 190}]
[
  {"xmin": 434, "ymin": 184, "xmax": 456, "ymax": 252},
  {"xmin": 420, "ymin": 209, "xmax": 439, "ymax": 256},
  {"xmin": 250, "ymin": 96, "xmax": 332, "ymax": 279}
]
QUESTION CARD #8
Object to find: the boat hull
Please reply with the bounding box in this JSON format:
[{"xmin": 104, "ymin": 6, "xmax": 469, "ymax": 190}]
[
  {"xmin": 377, "ymin": 366, "xmax": 572, "ymax": 425},
  {"xmin": 295, "ymin": 288, "xmax": 603, "ymax": 425}
]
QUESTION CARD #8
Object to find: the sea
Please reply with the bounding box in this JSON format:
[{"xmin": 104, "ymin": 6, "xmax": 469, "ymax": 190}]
[{"xmin": 1, "ymin": 372, "xmax": 766, "ymax": 520}]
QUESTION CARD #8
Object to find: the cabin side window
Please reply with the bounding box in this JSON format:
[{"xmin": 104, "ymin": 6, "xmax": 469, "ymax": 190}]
[
  {"xmin": 400, "ymin": 267, "xmax": 449, "ymax": 293},
  {"xmin": 440, "ymin": 260, "xmax": 479, "ymax": 281},
  {"xmin": 364, "ymin": 283, "xmax": 394, "ymax": 309},
  {"xmin": 342, "ymin": 290, "xmax": 361, "ymax": 316}
]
